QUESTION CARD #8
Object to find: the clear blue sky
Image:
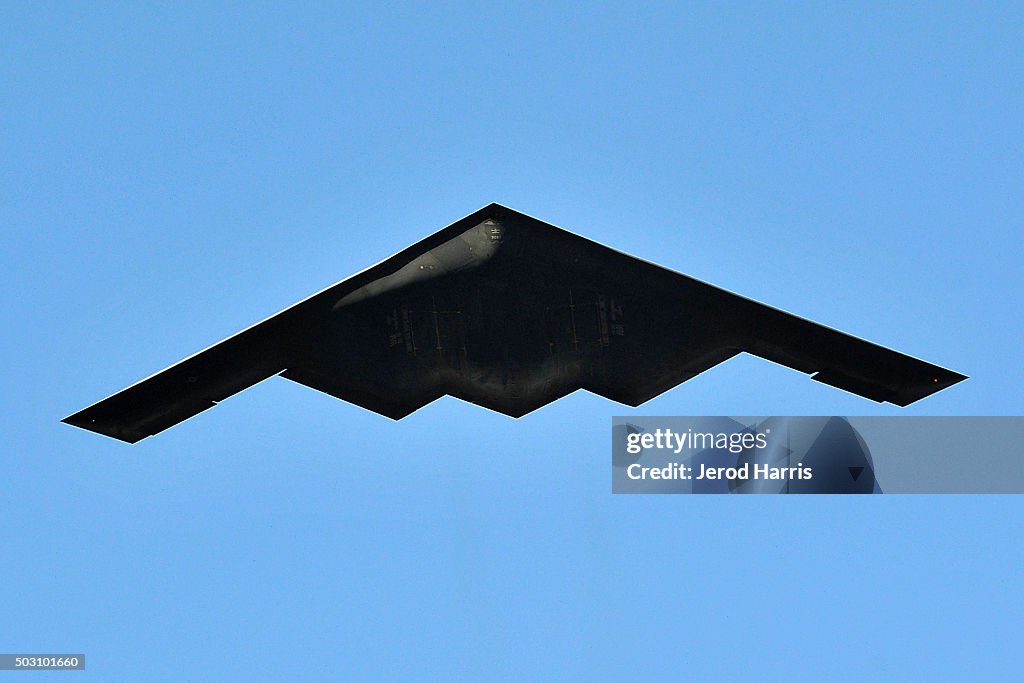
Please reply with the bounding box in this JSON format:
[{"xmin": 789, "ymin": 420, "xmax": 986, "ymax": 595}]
[{"xmin": 3, "ymin": 3, "xmax": 1022, "ymax": 680}]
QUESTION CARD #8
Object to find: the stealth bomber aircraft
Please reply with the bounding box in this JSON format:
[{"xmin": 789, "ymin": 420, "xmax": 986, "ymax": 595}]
[{"xmin": 64, "ymin": 204, "xmax": 966, "ymax": 442}]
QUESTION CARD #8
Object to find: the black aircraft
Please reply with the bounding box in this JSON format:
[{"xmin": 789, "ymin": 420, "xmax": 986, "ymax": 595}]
[{"xmin": 64, "ymin": 203, "xmax": 966, "ymax": 443}]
